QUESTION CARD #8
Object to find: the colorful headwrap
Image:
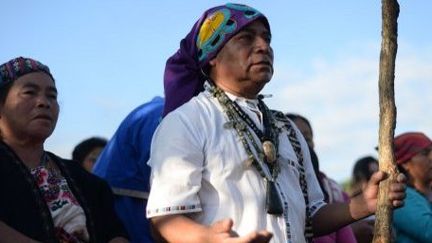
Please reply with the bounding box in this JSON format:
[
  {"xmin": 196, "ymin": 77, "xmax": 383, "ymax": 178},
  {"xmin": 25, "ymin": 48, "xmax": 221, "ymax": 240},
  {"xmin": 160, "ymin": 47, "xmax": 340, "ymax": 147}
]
[
  {"xmin": 0, "ymin": 57, "xmax": 53, "ymax": 88},
  {"xmin": 163, "ymin": 3, "xmax": 270, "ymax": 116},
  {"xmin": 394, "ymin": 132, "xmax": 432, "ymax": 165}
]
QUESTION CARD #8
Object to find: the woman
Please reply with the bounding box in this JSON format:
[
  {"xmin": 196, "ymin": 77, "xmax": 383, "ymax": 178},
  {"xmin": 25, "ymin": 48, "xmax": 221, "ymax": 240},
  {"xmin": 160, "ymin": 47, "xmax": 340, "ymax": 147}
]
[
  {"xmin": 350, "ymin": 156, "xmax": 379, "ymax": 198},
  {"xmin": 349, "ymin": 156, "xmax": 379, "ymax": 243},
  {"xmin": 286, "ymin": 113, "xmax": 357, "ymax": 243},
  {"xmin": 0, "ymin": 57, "xmax": 128, "ymax": 242},
  {"xmin": 392, "ymin": 132, "xmax": 432, "ymax": 242},
  {"xmin": 72, "ymin": 137, "xmax": 107, "ymax": 172}
]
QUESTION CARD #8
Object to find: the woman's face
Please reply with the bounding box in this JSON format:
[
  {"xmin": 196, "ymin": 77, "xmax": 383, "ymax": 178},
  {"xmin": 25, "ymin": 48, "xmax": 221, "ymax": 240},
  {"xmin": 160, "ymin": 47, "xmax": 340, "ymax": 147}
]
[
  {"xmin": 82, "ymin": 146, "xmax": 104, "ymax": 172},
  {"xmin": 0, "ymin": 72, "xmax": 59, "ymax": 143},
  {"xmin": 293, "ymin": 118, "xmax": 314, "ymax": 149},
  {"xmin": 403, "ymin": 146, "xmax": 432, "ymax": 187}
]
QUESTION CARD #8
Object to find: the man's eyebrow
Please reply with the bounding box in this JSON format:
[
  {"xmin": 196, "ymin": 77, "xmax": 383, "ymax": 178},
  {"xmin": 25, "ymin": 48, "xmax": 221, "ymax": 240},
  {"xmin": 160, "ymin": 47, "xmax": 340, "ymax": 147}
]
[{"xmin": 239, "ymin": 27, "xmax": 271, "ymax": 37}]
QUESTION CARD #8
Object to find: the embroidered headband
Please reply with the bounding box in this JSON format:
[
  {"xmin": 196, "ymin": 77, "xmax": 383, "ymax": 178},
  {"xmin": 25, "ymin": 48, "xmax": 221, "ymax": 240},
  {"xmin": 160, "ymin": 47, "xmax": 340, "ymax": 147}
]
[
  {"xmin": 394, "ymin": 132, "xmax": 432, "ymax": 164},
  {"xmin": 163, "ymin": 3, "xmax": 270, "ymax": 116},
  {"xmin": 0, "ymin": 57, "xmax": 54, "ymax": 88}
]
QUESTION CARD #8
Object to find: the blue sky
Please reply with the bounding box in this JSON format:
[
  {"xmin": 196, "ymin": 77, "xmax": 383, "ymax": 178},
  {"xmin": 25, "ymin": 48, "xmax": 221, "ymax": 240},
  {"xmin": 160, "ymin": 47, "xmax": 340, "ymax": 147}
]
[{"xmin": 1, "ymin": 1, "xmax": 431, "ymax": 181}]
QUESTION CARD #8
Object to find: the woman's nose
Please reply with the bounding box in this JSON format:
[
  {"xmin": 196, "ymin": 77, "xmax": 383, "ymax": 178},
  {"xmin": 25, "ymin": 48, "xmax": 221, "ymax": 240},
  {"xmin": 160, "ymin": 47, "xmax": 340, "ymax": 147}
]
[{"xmin": 37, "ymin": 95, "xmax": 51, "ymax": 108}]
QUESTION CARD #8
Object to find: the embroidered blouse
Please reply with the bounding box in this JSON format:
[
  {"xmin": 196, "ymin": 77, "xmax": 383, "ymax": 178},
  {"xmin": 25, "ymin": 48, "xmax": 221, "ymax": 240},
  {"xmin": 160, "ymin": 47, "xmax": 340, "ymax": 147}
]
[{"xmin": 31, "ymin": 164, "xmax": 89, "ymax": 242}]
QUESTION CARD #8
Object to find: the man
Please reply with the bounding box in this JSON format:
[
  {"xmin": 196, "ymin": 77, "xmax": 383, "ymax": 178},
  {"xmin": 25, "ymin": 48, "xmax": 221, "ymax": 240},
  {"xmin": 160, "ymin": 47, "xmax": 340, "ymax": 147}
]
[
  {"xmin": 93, "ymin": 96, "xmax": 164, "ymax": 243},
  {"xmin": 146, "ymin": 4, "xmax": 405, "ymax": 243}
]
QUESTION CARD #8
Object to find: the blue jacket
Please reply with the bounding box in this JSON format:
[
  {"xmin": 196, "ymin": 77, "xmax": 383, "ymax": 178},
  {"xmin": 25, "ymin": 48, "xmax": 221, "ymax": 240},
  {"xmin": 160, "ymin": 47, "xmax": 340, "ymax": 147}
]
[{"xmin": 93, "ymin": 96, "xmax": 164, "ymax": 243}]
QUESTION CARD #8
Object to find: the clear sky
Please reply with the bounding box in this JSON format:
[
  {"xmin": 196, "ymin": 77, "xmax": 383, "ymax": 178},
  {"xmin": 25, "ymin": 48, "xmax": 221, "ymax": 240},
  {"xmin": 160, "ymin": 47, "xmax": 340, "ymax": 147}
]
[{"xmin": 1, "ymin": 1, "xmax": 431, "ymax": 182}]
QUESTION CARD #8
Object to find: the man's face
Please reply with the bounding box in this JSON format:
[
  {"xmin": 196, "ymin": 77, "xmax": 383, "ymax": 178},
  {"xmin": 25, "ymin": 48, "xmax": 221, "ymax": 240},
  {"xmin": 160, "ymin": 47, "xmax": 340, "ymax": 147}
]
[{"xmin": 209, "ymin": 20, "xmax": 274, "ymax": 97}]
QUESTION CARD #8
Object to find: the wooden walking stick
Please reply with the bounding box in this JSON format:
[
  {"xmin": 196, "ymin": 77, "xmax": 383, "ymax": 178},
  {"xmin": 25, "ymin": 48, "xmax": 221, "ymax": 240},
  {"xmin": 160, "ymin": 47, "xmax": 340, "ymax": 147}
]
[{"xmin": 372, "ymin": 0, "xmax": 399, "ymax": 242}]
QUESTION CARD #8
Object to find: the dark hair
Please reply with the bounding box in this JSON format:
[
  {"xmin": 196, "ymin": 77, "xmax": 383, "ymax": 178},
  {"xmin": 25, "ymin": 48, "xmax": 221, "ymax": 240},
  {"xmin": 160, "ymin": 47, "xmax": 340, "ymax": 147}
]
[
  {"xmin": 0, "ymin": 82, "xmax": 14, "ymax": 105},
  {"xmin": 352, "ymin": 156, "xmax": 378, "ymax": 183},
  {"xmin": 72, "ymin": 137, "xmax": 107, "ymax": 164},
  {"xmin": 309, "ymin": 145, "xmax": 330, "ymax": 202},
  {"xmin": 285, "ymin": 113, "xmax": 313, "ymax": 136}
]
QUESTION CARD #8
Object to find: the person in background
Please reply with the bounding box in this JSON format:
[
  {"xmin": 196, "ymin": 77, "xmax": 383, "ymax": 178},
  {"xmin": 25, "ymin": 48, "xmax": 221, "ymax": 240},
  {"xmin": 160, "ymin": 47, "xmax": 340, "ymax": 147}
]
[
  {"xmin": 0, "ymin": 57, "xmax": 128, "ymax": 243},
  {"xmin": 93, "ymin": 96, "xmax": 163, "ymax": 243},
  {"xmin": 286, "ymin": 113, "xmax": 357, "ymax": 243},
  {"xmin": 146, "ymin": 3, "xmax": 406, "ymax": 242},
  {"xmin": 350, "ymin": 156, "xmax": 379, "ymax": 198},
  {"xmin": 72, "ymin": 137, "xmax": 107, "ymax": 172},
  {"xmin": 392, "ymin": 132, "xmax": 432, "ymax": 242},
  {"xmin": 349, "ymin": 156, "xmax": 379, "ymax": 243}
]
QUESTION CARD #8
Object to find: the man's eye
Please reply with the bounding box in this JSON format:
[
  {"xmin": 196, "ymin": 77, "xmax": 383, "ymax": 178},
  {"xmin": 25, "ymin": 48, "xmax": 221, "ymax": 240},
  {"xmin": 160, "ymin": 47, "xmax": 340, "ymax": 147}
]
[{"xmin": 238, "ymin": 34, "xmax": 252, "ymax": 41}]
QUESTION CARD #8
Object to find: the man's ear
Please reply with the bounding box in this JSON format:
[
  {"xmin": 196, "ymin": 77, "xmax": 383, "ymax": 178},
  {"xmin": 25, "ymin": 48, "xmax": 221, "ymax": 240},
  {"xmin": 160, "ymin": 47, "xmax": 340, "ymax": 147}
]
[{"xmin": 209, "ymin": 57, "xmax": 217, "ymax": 67}]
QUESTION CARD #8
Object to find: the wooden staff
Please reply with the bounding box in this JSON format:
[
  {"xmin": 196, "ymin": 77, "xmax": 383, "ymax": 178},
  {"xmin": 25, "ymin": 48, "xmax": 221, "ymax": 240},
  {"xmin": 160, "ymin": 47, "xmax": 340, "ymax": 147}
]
[{"xmin": 372, "ymin": 0, "xmax": 399, "ymax": 242}]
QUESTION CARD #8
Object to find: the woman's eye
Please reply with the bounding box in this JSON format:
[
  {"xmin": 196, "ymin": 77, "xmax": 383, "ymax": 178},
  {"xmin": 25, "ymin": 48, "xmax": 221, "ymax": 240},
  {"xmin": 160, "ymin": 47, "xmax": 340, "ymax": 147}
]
[
  {"xmin": 419, "ymin": 150, "xmax": 430, "ymax": 156},
  {"xmin": 47, "ymin": 93, "xmax": 57, "ymax": 99},
  {"xmin": 23, "ymin": 90, "xmax": 36, "ymax": 95}
]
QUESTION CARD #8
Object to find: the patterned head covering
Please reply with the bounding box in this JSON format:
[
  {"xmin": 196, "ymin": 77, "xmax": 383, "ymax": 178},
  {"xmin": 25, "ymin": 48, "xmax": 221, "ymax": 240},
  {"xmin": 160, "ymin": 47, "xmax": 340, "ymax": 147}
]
[
  {"xmin": 0, "ymin": 57, "xmax": 54, "ymax": 89},
  {"xmin": 163, "ymin": 3, "xmax": 270, "ymax": 116},
  {"xmin": 394, "ymin": 132, "xmax": 432, "ymax": 165}
]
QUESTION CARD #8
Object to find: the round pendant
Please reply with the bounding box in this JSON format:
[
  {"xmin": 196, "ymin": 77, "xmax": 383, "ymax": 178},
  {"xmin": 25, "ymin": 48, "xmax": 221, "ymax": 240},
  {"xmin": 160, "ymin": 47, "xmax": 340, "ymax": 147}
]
[{"xmin": 263, "ymin": 140, "xmax": 277, "ymax": 163}]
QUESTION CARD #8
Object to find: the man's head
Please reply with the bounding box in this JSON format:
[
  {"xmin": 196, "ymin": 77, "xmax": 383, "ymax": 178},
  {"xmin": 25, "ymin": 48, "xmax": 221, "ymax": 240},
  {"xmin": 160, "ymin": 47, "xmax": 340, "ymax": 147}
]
[
  {"xmin": 208, "ymin": 19, "xmax": 273, "ymax": 98},
  {"xmin": 163, "ymin": 3, "xmax": 271, "ymax": 115}
]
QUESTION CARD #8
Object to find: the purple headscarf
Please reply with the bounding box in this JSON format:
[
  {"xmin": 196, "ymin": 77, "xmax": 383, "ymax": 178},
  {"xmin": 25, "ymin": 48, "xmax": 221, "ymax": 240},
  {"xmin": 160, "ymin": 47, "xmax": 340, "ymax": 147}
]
[
  {"xmin": 163, "ymin": 3, "xmax": 270, "ymax": 116},
  {"xmin": 0, "ymin": 57, "xmax": 53, "ymax": 88}
]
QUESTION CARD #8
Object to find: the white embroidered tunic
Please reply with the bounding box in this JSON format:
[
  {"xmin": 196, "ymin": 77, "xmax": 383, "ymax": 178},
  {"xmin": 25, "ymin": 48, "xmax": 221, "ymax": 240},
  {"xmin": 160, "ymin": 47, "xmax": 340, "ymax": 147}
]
[{"xmin": 146, "ymin": 91, "xmax": 325, "ymax": 243}]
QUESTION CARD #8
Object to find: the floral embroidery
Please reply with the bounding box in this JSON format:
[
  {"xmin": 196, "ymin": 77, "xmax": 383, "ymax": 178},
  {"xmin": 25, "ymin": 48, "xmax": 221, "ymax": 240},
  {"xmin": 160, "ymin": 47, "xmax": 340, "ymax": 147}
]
[{"xmin": 31, "ymin": 166, "xmax": 80, "ymax": 212}]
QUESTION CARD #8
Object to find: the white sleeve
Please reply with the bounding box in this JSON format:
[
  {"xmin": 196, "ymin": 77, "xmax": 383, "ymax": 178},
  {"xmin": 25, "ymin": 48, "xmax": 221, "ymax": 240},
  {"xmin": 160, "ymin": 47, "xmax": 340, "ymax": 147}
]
[{"xmin": 146, "ymin": 110, "xmax": 205, "ymax": 218}]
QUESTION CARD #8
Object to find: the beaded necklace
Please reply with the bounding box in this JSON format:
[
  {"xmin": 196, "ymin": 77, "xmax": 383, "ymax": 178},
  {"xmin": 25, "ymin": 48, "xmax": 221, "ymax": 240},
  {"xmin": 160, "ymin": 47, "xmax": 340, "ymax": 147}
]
[{"xmin": 205, "ymin": 81, "xmax": 283, "ymax": 215}]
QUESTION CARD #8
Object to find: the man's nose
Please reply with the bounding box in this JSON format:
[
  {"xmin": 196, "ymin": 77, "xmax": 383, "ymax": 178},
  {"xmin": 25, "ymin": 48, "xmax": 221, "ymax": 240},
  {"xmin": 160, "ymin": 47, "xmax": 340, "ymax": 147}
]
[
  {"xmin": 256, "ymin": 36, "xmax": 270, "ymax": 48},
  {"xmin": 254, "ymin": 37, "xmax": 272, "ymax": 56}
]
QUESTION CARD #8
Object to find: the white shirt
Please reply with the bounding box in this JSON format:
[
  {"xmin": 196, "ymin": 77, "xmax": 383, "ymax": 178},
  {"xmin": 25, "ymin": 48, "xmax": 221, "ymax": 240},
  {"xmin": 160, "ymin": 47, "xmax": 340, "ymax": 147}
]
[{"xmin": 146, "ymin": 91, "xmax": 325, "ymax": 243}]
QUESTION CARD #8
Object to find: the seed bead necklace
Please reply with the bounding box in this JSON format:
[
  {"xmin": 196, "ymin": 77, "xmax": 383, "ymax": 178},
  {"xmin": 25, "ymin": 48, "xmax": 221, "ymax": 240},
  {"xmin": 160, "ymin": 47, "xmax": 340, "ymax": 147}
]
[{"xmin": 205, "ymin": 81, "xmax": 283, "ymax": 215}]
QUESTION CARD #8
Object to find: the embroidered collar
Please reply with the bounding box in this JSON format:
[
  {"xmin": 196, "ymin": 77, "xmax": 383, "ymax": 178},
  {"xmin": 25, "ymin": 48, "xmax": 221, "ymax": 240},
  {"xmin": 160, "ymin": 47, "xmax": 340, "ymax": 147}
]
[{"xmin": 225, "ymin": 92, "xmax": 260, "ymax": 110}]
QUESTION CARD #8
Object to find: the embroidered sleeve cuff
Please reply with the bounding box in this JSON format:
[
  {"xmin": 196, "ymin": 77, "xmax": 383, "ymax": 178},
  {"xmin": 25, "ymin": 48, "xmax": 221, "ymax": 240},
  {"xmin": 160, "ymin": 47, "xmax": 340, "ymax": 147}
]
[
  {"xmin": 310, "ymin": 201, "xmax": 326, "ymax": 216},
  {"xmin": 146, "ymin": 204, "xmax": 202, "ymax": 218}
]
